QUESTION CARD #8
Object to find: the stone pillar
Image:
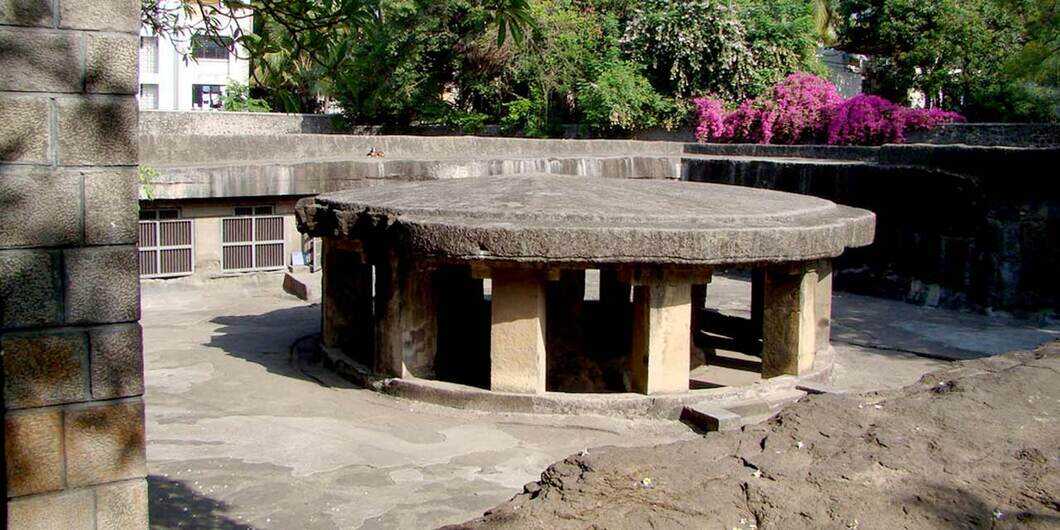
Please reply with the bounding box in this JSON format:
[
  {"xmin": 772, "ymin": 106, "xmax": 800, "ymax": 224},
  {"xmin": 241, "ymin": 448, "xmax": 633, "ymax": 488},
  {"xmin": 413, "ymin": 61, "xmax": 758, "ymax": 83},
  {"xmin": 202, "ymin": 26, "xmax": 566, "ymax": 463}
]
[
  {"xmin": 761, "ymin": 264, "xmax": 817, "ymax": 378},
  {"xmin": 373, "ymin": 249, "xmax": 438, "ymax": 378},
  {"xmin": 2, "ymin": 1, "xmax": 147, "ymax": 527},
  {"xmin": 814, "ymin": 260, "xmax": 833, "ymax": 354},
  {"xmin": 624, "ymin": 267, "xmax": 704, "ymax": 395},
  {"xmin": 490, "ymin": 268, "xmax": 548, "ymax": 394},
  {"xmin": 321, "ymin": 238, "xmax": 374, "ymax": 367}
]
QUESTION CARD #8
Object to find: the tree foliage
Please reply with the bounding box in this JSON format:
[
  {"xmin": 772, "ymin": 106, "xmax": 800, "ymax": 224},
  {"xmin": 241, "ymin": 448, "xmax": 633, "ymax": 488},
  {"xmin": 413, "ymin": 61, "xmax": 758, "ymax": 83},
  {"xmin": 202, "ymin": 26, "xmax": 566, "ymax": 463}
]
[{"xmin": 832, "ymin": 0, "xmax": 1058, "ymax": 121}]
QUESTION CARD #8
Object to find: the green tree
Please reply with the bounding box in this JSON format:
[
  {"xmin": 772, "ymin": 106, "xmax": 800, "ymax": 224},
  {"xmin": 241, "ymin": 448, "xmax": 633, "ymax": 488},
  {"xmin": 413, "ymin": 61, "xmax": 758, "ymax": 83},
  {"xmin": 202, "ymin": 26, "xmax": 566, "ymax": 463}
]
[{"xmin": 832, "ymin": 0, "xmax": 1057, "ymax": 120}]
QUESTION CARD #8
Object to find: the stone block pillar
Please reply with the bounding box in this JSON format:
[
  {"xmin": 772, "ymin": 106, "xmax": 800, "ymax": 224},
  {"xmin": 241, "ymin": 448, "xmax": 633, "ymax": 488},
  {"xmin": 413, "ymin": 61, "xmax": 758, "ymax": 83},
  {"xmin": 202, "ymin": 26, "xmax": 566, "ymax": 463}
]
[
  {"xmin": 627, "ymin": 272, "xmax": 696, "ymax": 395},
  {"xmin": 2, "ymin": 0, "xmax": 146, "ymax": 527},
  {"xmin": 814, "ymin": 260, "xmax": 833, "ymax": 354},
  {"xmin": 320, "ymin": 238, "xmax": 374, "ymax": 367},
  {"xmin": 373, "ymin": 250, "xmax": 438, "ymax": 378},
  {"xmin": 490, "ymin": 268, "xmax": 548, "ymax": 394},
  {"xmin": 761, "ymin": 264, "xmax": 817, "ymax": 378}
]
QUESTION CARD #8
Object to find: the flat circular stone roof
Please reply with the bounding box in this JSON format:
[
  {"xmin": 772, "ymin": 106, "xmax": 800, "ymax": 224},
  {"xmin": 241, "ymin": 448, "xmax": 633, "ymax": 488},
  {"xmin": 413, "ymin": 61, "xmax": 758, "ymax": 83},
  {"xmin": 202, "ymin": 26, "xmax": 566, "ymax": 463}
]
[{"xmin": 297, "ymin": 174, "xmax": 875, "ymax": 265}]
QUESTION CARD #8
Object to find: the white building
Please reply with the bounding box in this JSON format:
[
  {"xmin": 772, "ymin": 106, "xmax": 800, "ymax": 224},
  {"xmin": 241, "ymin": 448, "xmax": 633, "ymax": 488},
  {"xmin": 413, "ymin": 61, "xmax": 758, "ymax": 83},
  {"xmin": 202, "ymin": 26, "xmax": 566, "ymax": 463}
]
[{"xmin": 138, "ymin": 1, "xmax": 252, "ymax": 111}]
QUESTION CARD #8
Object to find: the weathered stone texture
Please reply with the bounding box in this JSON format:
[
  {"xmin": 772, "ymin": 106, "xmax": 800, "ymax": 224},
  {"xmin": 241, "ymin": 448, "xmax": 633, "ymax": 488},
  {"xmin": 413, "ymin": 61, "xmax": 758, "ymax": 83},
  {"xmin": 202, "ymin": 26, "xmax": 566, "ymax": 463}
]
[
  {"xmin": 0, "ymin": 166, "xmax": 83, "ymax": 247},
  {"xmin": 4, "ymin": 408, "xmax": 64, "ymax": 496},
  {"xmin": 0, "ymin": 28, "xmax": 83, "ymax": 92},
  {"xmin": 0, "ymin": 249, "xmax": 62, "ymax": 328},
  {"xmin": 0, "ymin": 0, "xmax": 54, "ymax": 26},
  {"xmin": 57, "ymin": 95, "xmax": 138, "ymax": 166},
  {"xmin": 64, "ymin": 399, "xmax": 147, "ymax": 487},
  {"xmin": 89, "ymin": 323, "xmax": 144, "ymax": 400},
  {"xmin": 64, "ymin": 245, "xmax": 140, "ymax": 324},
  {"xmin": 762, "ymin": 266, "xmax": 817, "ymax": 378},
  {"xmin": 490, "ymin": 270, "xmax": 548, "ymax": 394},
  {"xmin": 0, "ymin": 94, "xmax": 51, "ymax": 164},
  {"xmin": 83, "ymin": 168, "xmax": 139, "ymax": 244},
  {"xmin": 86, "ymin": 32, "xmax": 139, "ymax": 94},
  {"xmin": 630, "ymin": 282, "xmax": 692, "ymax": 394},
  {"xmin": 58, "ymin": 0, "xmax": 139, "ymax": 32},
  {"xmin": 95, "ymin": 478, "xmax": 150, "ymax": 529},
  {"xmin": 6, "ymin": 489, "xmax": 95, "ymax": 530},
  {"xmin": 2, "ymin": 330, "xmax": 89, "ymax": 409}
]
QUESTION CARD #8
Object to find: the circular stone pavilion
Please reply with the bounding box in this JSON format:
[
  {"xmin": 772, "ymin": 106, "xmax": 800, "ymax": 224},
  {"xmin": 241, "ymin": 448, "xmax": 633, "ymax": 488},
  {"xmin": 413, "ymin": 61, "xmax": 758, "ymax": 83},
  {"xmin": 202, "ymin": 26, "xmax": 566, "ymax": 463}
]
[{"xmin": 296, "ymin": 174, "xmax": 875, "ymax": 409}]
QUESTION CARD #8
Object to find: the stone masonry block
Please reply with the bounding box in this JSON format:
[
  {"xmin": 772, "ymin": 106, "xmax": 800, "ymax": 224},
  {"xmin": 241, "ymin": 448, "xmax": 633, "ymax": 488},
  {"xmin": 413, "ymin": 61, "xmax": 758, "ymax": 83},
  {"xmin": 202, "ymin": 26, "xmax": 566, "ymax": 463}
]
[
  {"xmin": 96, "ymin": 478, "xmax": 149, "ymax": 529},
  {"xmin": 57, "ymin": 95, "xmax": 138, "ymax": 166},
  {"xmin": 0, "ymin": 249, "xmax": 63, "ymax": 328},
  {"xmin": 0, "ymin": 28, "xmax": 83, "ymax": 92},
  {"xmin": 83, "ymin": 168, "xmax": 139, "ymax": 244},
  {"xmin": 64, "ymin": 399, "xmax": 147, "ymax": 487},
  {"xmin": 0, "ymin": 94, "xmax": 50, "ymax": 164},
  {"xmin": 0, "ymin": 0, "xmax": 54, "ymax": 26},
  {"xmin": 59, "ymin": 0, "xmax": 139, "ymax": 33},
  {"xmin": 64, "ymin": 245, "xmax": 140, "ymax": 325},
  {"xmin": 5, "ymin": 408, "xmax": 64, "ymax": 496},
  {"xmin": 7, "ymin": 488, "xmax": 94, "ymax": 530},
  {"xmin": 0, "ymin": 166, "xmax": 83, "ymax": 248},
  {"xmin": 2, "ymin": 330, "xmax": 89, "ymax": 409},
  {"xmin": 90, "ymin": 323, "xmax": 144, "ymax": 400},
  {"xmin": 86, "ymin": 32, "xmax": 139, "ymax": 94}
]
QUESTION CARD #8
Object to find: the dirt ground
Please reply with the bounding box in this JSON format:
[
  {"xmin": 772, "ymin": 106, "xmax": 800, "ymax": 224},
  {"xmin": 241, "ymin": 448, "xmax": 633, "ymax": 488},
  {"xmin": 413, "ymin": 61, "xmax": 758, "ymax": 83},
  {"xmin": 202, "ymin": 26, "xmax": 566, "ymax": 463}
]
[{"xmin": 450, "ymin": 341, "xmax": 1060, "ymax": 530}]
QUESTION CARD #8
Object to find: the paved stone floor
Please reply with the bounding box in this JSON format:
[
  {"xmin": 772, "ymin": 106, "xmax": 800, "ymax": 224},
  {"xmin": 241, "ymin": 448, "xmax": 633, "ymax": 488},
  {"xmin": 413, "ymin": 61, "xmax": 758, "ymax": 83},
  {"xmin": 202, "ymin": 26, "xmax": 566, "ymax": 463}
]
[{"xmin": 142, "ymin": 273, "xmax": 1060, "ymax": 529}]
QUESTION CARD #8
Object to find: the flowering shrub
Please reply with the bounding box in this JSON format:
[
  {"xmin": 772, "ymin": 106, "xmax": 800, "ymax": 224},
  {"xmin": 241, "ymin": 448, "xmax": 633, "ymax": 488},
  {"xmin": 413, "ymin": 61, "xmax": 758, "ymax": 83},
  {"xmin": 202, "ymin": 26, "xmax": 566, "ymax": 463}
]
[
  {"xmin": 694, "ymin": 73, "xmax": 964, "ymax": 146},
  {"xmin": 769, "ymin": 73, "xmax": 842, "ymax": 144}
]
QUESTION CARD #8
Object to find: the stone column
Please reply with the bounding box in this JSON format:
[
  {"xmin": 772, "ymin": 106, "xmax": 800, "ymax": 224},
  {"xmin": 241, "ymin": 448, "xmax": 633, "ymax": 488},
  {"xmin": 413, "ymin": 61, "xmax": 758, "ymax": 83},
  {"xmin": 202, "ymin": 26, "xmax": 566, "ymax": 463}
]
[
  {"xmin": 490, "ymin": 268, "xmax": 548, "ymax": 394},
  {"xmin": 814, "ymin": 259, "xmax": 833, "ymax": 354},
  {"xmin": 373, "ymin": 249, "xmax": 438, "ymax": 378},
  {"xmin": 624, "ymin": 268, "xmax": 708, "ymax": 394},
  {"xmin": 2, "ymin": 1, "xmax": 147, "ymax": 527},
  {"xmin": 320, "ymin": 238, "xmax": 374, "ymax": 367},
  {"xmin": 761, "ymin": 264, "xmax": 817, "ymax": 378}
]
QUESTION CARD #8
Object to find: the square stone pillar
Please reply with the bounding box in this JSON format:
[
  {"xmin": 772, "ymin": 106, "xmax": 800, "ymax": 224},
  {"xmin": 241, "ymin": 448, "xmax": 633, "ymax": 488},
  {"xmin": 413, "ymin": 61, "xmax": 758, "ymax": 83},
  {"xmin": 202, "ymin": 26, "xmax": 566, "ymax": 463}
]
[
  {"xmin": 814, "ymin": 260, "xmax": 833, "ymax": 354},
  {"xmin": 321, "ymin": 238, "xmax": 374, "ymax": 367},
  {"xmin": 373, "ymin": 250, "xmax": 438, "ymax": 378},
  {"xmin": 761, "ymin": 264, "xmax": 817, "ymax": 378},
  {"xmin": 623, "ymin": 268, "xmax": 709, "ymax": 395},
  {"xmin": 490, "ymin": 268, "xmax": 548, "ymax": 394}
]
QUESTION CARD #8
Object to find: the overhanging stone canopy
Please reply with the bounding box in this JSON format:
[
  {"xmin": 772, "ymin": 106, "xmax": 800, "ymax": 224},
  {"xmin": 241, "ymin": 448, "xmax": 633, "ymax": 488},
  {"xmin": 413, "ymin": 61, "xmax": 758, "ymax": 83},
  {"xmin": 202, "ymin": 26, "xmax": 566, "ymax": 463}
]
[
  {"xmin": 297, "ymin": 174, "xmax": 875, "ymax": 406},
  {"xmin": 298, "ymin": 174, "xmax": 875, "ymax": 266}
]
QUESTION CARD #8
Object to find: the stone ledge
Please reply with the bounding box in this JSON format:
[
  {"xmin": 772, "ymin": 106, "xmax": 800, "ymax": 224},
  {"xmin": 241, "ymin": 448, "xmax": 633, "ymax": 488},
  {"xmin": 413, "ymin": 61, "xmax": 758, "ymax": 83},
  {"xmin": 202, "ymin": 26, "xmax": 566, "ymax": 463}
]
[{"xmin": 321, "ymin": 344, "xmax": 835, "ymax": 419}]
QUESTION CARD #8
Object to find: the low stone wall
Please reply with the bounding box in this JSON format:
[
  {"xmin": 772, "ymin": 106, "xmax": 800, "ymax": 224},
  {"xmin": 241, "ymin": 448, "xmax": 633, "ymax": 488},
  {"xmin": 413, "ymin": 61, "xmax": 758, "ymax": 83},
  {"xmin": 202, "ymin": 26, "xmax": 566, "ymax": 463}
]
[
  {"xmin": 905, "ymin": 123, "xmax": 1060, "ymax": 147},
  {"xmin": 141, "ymin": 110, "xmax": 339, "ymax": 135},
  {"xmin": 140, "ymin": 133, "xmax": 684, "ymax": 167},
  {"xmin": 684, "ymin": 145, "xmax": 1060, "ymax": 313}
]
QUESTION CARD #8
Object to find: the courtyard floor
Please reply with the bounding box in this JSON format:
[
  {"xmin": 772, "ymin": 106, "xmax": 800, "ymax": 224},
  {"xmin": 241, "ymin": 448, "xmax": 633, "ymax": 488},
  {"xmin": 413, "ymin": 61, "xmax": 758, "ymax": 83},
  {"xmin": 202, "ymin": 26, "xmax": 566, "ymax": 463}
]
[{"xmin": 141, "ymin": 273, "xmax": 1060, "ymax": 529}]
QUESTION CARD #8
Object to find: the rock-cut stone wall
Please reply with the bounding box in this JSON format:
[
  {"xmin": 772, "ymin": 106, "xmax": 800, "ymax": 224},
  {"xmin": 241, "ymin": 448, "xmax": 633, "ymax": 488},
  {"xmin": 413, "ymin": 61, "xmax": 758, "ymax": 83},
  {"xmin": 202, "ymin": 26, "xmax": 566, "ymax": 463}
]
[{"xmin": 1, "ymin": 0, "xmax": 147, "ymax": 528}]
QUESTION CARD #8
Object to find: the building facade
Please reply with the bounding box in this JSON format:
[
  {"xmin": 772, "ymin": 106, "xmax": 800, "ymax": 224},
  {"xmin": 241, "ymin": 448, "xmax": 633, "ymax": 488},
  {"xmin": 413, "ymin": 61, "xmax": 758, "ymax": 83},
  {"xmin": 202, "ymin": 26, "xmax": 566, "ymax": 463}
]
[{"xmin": 138, "ymin": 0, "xmax": 252, "ymax": 111}]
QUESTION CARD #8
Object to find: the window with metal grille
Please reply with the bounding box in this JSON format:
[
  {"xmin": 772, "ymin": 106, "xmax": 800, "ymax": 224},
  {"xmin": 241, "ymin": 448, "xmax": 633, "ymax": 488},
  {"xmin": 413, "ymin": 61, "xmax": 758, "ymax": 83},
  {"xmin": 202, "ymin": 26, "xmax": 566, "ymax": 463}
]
[
  {"xmin": 139, "ymin": 36, "xmax": 159, "ymax": 73},
  {"xmin": 191, "ymin": 34, "xmax": 232, "ymax": 60},
  {"xmin": 138, "ymin": 210, "xmax": 194, "ymax": 278},
  {"xmin": 221, "ymin": 208, "xmax": 285, "ymax": 272}
]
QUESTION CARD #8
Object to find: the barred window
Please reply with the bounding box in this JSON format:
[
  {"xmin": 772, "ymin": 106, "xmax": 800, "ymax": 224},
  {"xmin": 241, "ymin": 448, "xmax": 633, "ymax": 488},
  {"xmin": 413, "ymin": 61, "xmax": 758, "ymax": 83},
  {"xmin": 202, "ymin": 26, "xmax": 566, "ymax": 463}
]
[{"xmin": 191, "ymin": 34, "xmax": 232, "ymax": 60}]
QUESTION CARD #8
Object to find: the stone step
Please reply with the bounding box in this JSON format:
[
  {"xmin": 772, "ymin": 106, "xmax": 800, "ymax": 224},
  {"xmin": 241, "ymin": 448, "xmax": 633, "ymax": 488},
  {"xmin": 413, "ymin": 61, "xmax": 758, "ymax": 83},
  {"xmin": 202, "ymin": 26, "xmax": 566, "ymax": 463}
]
[{"xmin": 681, "ymin": 388, "xmax": 807, "ymax": 432}]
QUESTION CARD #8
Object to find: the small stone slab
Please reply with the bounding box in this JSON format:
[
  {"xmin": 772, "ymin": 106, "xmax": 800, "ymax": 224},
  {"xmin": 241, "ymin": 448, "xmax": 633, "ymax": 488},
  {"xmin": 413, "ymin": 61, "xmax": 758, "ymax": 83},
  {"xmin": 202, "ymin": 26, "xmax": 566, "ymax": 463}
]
[
  {"xmin": 283, "ymin": 271, "xmax": 321, "ymax": 301},
  {"xmin": 681, "ymin": 403, "xmax": 743, "ymax": 432},
  {"xmin": 297, "ymin": 174, "xmax": 875, "ymax": 266}
]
